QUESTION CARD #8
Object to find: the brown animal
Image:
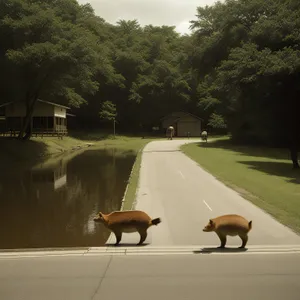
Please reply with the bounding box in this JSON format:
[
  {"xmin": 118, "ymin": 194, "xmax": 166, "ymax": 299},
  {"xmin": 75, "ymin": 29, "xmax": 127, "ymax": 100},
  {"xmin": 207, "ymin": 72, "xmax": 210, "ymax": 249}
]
[
  {"xmin": 93, "ymin": 210, "xmax": 161, "ymax": 246},
  {"xmin": 202, "ymin": 214, "xmax": 252, "ymax": 248}
]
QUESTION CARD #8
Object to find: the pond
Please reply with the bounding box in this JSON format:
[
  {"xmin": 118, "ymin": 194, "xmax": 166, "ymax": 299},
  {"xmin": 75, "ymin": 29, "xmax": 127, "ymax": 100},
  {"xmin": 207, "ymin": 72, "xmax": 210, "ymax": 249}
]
[{"xmin": 0, "ymin": 148, "xmax": 136, "ymax": 249}]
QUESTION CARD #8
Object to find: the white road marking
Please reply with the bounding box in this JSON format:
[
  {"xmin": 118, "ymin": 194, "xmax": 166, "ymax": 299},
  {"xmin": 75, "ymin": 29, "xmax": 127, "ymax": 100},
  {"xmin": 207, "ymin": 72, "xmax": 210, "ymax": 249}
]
[
  {"xmin": 203, "ymin": 200, "xmax": 213, "ymax": 211},
  {"xmin": 3, "ymin": 246, "xmax": 300, "ymax": 258},
  {"xmin": 177, "ymin": 170, "xmax": 185, "ymax": 179}
]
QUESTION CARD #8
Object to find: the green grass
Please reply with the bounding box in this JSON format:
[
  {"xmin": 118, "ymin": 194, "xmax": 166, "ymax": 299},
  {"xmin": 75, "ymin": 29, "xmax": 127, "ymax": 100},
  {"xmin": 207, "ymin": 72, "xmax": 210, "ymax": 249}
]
[
  {"xmin": 0, "ymin": 134, "xmax": 154, "ymax": 162},
  {"xmin": 181, "ymin": 137, "xmax": 300, "ymax": 234},
  {"xmin": 121, "ymin": 145, "xmax": 145, "ymax": 211}
]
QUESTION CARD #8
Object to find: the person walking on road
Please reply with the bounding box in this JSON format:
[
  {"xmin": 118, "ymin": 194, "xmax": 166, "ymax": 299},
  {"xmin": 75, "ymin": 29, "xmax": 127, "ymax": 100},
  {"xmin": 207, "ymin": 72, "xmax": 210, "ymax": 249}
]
[
  {"xmin": 201, "ymin": 130, "xmax": 208, "ymax": 142},
  {"xmin": 166, "ymin": 125, "xmax": 174, "ymax": 140}
]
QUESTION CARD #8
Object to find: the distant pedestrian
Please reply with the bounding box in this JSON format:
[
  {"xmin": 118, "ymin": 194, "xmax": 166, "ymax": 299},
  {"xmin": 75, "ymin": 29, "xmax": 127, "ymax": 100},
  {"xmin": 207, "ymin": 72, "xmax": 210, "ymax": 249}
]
[
  {"xmin": 167, "ymin": 125, "xmax": 174, "ymax": 140},
  {"xmin": 201, "ymin": 130, "xmax": 208, "ymax": 142}
]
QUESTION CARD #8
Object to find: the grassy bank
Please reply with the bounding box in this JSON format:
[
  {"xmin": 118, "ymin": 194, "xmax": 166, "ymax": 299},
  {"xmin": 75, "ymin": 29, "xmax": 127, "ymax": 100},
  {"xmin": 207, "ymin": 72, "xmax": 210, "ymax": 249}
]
[
  {"xmin": 0, "ymin": 135, "xmax": 96, "ymax": 165},
  {"xmin": 181, "ymin": 137, "xmax": 300, "ymax": 234},
  {"xmin": 0, "ymin": 133, "xmax": 154, "ymax": 163},
  {"xmin": 121, "ymin": 145, "xmax": 145, "ymax": 211}
]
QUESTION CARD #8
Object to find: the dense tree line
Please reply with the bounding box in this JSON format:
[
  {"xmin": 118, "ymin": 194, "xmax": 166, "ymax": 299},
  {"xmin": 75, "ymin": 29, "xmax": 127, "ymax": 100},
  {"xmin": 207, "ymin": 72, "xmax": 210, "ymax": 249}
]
[
  {"xmin": 190, "ymin": 0, "xmax": 300, "ymax": 168},
  {"xmin": 1, "ymin": 0, "xmax": 300, "ymax": 166}
]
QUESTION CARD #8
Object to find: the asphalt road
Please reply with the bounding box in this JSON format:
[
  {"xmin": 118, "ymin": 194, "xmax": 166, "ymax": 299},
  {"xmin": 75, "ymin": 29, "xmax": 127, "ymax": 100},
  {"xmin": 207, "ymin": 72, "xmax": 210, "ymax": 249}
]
[
  {"xmin": 1, "ymin": 252, "xmax": 300, "ymax": 300},
  {"xmin": 107, "ymin": 139, "xmax": 300, "ymax": 247},
  {"xmin": 1, "ymin": 139, "xmax": 300, "ymax": 300}
]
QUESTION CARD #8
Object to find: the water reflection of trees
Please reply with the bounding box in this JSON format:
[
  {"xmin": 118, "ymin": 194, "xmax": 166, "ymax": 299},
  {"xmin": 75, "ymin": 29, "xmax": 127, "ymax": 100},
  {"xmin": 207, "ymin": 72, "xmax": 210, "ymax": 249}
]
[{"xmin": 0, "ymin": 149, "xmax": 136, "ymax": 249}]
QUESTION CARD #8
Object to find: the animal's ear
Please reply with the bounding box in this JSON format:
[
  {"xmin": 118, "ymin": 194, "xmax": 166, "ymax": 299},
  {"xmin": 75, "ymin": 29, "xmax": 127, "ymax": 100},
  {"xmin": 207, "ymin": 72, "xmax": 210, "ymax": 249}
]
[
  {"xmin": 209, "ymin": 219, "xmax": 213, "ymax": 225},
  {"xmin": 98, "ymin": 212, "xmax": 103, "ymax": 218}
]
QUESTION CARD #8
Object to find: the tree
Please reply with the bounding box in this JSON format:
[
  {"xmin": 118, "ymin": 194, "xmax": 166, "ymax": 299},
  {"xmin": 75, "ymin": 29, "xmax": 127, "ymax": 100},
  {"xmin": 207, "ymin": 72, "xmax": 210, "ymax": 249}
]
[
  {"xmin": 99, "ymin": 101, "xmax": 117, "ymax": 137},
  {"xmin": 189, "ymin": 0, "xmax": 300, "ymax": 168},
  {"xmin": 0, "ymin": 0, "xmax": 101, "ymax": 139}
]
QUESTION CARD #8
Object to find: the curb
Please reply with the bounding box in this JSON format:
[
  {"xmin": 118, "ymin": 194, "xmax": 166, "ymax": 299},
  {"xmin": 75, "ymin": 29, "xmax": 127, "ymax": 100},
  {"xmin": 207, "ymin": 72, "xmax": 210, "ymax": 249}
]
[
  {"xmin": 1, "ymin": 245, "xmax": 300, "ymax": 259},
  {"xmin": 86, "ymin": 245, "xmax": 300, "ymax": 256},
  {"xmin": 119, "ymin": 146, "xmax": 143, "ymax": 211},
  {"xmin": 120, "ymin": 147, "xmax": 144, "ymax": 210}
]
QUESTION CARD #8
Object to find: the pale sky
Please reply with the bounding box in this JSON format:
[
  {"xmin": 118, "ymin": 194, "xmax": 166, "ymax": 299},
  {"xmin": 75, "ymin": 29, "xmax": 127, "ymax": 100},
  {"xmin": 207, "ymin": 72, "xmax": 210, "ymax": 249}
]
[{"xmin": 78, "ymin": 0, "xmax": 219, "ymax": 35}]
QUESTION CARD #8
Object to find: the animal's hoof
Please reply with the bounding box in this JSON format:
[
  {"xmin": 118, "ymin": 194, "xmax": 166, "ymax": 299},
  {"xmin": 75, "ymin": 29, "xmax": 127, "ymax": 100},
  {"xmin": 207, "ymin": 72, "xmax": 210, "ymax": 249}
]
[{"xmin": 217, "ymin": 246, "xmax": 225, "ymax": 249}]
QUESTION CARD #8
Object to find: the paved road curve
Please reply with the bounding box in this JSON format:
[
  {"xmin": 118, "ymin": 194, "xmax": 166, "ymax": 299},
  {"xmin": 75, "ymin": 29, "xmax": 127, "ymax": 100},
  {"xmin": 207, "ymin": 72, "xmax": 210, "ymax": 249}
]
[
  {"xmin": 107, "ymin": 139, "xmax": 300, "ymax": 247},
  {"xmin": 2, "ymin": 139, "xmax": 300, "ymax": 300},
  {"xmin": 1, "ymin": 252, "xmax": 300, "ymax": 300}
]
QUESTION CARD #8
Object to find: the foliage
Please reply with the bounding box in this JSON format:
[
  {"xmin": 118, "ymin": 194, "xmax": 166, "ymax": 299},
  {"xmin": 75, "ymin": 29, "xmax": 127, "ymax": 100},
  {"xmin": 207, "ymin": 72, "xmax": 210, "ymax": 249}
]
[
  {"xmin": 208, "ymin": 113, "xmax": 227, "ymax": 129},
  {"xmin": 1, "ymin": 0, "xmax": 300, "ymax": 165},
  {"xmin": 99, "ymin": 100, "xmax": 117, "ymax": 122},
  {"xmin": 189, "ymin": 0, "xmax": 300, "ymax": 166}
]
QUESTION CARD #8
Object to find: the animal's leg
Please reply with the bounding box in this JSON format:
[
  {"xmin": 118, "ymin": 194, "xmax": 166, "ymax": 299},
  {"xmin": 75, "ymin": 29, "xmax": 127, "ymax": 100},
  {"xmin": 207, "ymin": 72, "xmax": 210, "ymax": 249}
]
[
  {"xmin": 216, "ymin": 232, "xmax": 227, "ymax": 248},
  {"xmin": 239, "ymin": 233, "xmax": 248, "ymax": 248},
  {"xmin": 113, "ymin": 230, "xmax": 122, "ymax": 246},
  {"xmin": 137, "ymin": 229, "xmax": 147, "ymax": 245}
]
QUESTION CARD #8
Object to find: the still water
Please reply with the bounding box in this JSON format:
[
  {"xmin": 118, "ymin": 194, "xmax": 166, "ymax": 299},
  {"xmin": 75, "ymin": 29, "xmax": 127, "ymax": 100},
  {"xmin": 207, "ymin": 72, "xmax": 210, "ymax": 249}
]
[{"xmin": 0, "ymin": 148, "xmax": 136, "ymax": 249}]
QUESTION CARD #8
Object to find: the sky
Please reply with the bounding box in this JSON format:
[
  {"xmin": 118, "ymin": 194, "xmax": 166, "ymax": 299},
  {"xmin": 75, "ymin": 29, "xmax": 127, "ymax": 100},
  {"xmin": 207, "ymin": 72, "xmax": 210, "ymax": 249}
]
[{"xmin": 77, "ymin": 0, "xmax": 219, "ymax": 35}]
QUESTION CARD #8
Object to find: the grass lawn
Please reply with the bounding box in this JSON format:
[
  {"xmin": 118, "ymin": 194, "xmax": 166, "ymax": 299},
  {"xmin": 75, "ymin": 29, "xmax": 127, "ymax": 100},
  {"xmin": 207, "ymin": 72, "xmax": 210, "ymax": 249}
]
[
  {"xmin": 121, "ymin": 145, "xmax": 145, "ymax": 211},
  {"xmin": 0, "ymin": 133, "xmax": 156, "ymax": 162},
  {"xmin": 181, "ymin": 137, "xmax": 300, "ymax": 234}
]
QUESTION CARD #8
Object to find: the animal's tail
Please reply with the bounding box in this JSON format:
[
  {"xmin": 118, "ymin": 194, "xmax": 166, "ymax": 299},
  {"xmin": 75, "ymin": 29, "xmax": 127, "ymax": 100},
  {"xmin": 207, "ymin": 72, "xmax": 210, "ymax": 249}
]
[
  {"xmin": 151, "ymin": 218, "xmax": 161, "ymax": 226},
  {"xmin": 248, "ymin": 220, "xmax": 252, "ymax": 231}
]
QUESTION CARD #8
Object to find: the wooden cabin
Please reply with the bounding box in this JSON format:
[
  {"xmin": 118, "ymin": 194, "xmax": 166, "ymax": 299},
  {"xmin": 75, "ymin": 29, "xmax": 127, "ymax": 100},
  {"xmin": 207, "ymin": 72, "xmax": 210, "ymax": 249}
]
[{"xmin": 0, "ymin": 99, "xmax": 73, "ymax": 136}]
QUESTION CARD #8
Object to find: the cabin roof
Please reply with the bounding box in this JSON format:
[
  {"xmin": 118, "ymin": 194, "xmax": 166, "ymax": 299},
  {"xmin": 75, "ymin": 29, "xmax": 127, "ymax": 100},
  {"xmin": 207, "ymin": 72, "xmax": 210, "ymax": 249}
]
[
  {"xmin": 160, "ymin": 111, "xmax": 203, "ymax": 121},
  {"xmin": 0, "ymin": 99, "xmax": 70, "ymax": 110}
]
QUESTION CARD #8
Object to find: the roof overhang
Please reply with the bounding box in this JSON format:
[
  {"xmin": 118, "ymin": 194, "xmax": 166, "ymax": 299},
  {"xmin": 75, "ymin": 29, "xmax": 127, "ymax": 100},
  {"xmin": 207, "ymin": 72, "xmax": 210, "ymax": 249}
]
[
  {"xmin": 160, "ymin": 112, "xmax": 203, "ymax": 121},
  {"xmin": 0, "ymin": 99, "xmax": 71, "ymax": 110}
]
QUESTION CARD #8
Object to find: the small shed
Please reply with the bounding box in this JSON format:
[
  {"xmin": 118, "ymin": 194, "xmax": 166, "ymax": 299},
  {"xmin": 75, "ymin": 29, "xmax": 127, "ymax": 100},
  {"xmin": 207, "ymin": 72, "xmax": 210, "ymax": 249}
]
[
  {"xmin": 161, "ymin": 112, "xmax": 203, "ymax": 137},
  {"xmin": 0, "ymin": 99, "xmax": 72, "ymax": 136}
]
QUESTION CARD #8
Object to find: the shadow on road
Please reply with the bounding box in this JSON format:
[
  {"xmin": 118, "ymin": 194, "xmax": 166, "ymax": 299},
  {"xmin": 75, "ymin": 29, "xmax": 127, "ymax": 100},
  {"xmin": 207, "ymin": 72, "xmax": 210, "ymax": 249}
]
[
  {"xmin": 105, "ymin": 243, "xmax": 150, "ymax": 247},
  {"xmin": 193, "ymin": 247, "xmax": 248, "ymax": 254}
]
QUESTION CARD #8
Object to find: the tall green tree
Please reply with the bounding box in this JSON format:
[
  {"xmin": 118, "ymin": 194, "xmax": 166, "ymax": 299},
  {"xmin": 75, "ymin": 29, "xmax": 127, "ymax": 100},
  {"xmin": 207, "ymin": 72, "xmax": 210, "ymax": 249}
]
[
  {"xmin": 99, "ymin": 100, "xmax": 117, "ymax": 136},
  {"xmin": 0, "ymin": 0, "xmax": 101, "ymax": 139},
  {"xmin": 189, "ymin": 0, "xmax": 300, "ymax": 167}
]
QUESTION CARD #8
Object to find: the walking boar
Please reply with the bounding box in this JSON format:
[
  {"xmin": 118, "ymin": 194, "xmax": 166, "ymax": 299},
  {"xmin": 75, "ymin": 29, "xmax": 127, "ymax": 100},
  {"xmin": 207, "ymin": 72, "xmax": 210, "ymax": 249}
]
[
  {"xmin": 203, "ymin": 214, "xmax": 252, "ymax": 248},
  {"xmin": 93, "ymin": 210, "xmax": 161, "ymax": 246}
]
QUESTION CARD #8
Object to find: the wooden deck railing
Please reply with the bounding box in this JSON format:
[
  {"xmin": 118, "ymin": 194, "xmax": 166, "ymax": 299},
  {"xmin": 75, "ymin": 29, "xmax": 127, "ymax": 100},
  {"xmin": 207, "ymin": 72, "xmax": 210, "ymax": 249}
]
[{"xmin": 0, "ymin": 127, "xmax": 68, "ymax": 138}]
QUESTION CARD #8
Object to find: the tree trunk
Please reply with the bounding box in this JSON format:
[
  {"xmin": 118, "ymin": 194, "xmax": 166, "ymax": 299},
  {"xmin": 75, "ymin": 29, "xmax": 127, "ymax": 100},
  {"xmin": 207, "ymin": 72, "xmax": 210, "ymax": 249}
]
[
  {"xmin": 18, "ymin": 96, "xmax": 38, "ymax": 140},
  {"xmin": 17, "ymin": 69, "xmax": 51, "ymax": 140},
  {"xmin": 23, "ymin": 121, "xmax": 33, "ymax": 140}
]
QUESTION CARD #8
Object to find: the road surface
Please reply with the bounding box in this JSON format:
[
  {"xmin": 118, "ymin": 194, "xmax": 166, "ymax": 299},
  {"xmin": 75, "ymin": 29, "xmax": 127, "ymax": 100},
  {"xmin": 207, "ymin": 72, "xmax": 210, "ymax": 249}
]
[
  {"xmin": 107, "ymin": 139, "xmax": 300, "ymax": 247},
  {"xmin": 1, "ymin": 252, "xmax": 300, "ymax": 300},
  {"xmin": 1, "ymin": 139, "xmax": 300, "ymax": 300}
]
